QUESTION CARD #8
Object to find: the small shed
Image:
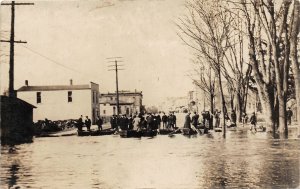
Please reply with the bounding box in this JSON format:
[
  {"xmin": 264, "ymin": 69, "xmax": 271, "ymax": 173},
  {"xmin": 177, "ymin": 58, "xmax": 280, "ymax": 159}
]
[{"xmin": 1, "ymin": 95, "xmax": 36, "ymax": 145}]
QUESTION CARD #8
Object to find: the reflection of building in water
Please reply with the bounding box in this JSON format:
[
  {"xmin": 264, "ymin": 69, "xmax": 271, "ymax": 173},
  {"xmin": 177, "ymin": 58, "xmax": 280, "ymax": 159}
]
[
  {"xmin": 159, "ymin": 96, "xmax": 188, "ymax": 113},
  {"xmin": 17, "ymin": 80, "xmax": 99, "ymax": 124},
  {"xmin": 99, "ymin": 90, "xmax": 143, "ymax": 116}
]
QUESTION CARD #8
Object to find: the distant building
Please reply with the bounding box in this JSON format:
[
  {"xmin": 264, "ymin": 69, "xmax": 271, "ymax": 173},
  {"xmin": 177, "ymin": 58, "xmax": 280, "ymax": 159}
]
[
  {"xmin": 1, "ymin": 96, "xmax": 36, "ymax": 144},
  {"xmin": 191, "ymin": 79, "xmax": 261, "ymax": 115},
  {"xmin": 17, "ymin": 80, "xmax": 100, "ymax": 123},
  {"xmin": 100, "ymin": 90, "xmax": 143, "ymax": 116},
  {"xmin": 160, "ymin": 96, "xmax": 188, "ymax": 113}
]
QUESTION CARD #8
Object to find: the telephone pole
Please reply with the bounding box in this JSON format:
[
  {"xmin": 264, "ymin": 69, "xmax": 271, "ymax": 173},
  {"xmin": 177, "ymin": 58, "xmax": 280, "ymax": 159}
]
[
  {"xmin": 1, "ymin": 1, "xmax": 34, "ymax": 97},
  {"xmin": 107, "ymin": 57, "xmax": 124, "ymax": 116}
]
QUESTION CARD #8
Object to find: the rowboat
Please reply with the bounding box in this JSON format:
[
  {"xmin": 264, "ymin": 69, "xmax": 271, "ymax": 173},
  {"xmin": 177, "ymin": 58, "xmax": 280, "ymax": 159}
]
[
  {"xmin": 214, "ymin": 127, "xmax": 222, "ymax": 132},
  {"xmin": 77, "ymin": 129, "xmax": 115, "ymax": 136},
  {"xmin": 227, "ymin": 126, "xmax": 237, "ymax": 131},
  {"xmin": 182, "ymin": 128, "xmax": 198, "ymax": 135},
  {"xmin": 256, "ymin": 126, "xmax": 266, "ymax": 132},
  {"xmin": 159, "ymin": 129, "xmax": 181, "ymax": 135},
  {"xmin": 119, "ymin": 130, "xmax": 157, "ymax": 138}
]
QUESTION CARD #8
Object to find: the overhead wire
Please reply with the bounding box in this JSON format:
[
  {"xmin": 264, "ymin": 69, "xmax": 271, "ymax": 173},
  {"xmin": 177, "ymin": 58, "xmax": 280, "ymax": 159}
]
[{"xmin": 18, "ymin": 44, "xmax": 110, "ymax": 92}]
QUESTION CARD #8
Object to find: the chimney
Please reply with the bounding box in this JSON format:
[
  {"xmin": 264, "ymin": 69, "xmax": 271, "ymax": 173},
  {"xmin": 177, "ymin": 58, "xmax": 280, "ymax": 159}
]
[
  {"xmin": 70, "ymin": 79, "xmax": 73, "ymax": 85},
  {"xmin": 25, "ymin": 80, "xmax": 28, "ymax": 86}
]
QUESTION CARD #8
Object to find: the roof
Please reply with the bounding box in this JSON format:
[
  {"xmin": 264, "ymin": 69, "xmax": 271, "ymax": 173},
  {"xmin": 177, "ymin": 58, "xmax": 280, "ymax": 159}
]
[
  {"xmin": 17, "ymin": 84, "xmax": 91, "ymax": 92},
  {"xmin": 1, "ymin": 95, "xmax": 36, "ymax": 108},
  {"xmin": 101, "ymin": 91, "xmax": 143, "ymax": 97},
  {"xmin": 100, "ymin": 99, "xmax": 134, "ymax": 105}
]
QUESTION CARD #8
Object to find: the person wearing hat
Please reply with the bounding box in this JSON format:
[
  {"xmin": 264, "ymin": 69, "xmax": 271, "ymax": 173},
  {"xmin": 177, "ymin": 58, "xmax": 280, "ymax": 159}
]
[
  {"xmin": 96, "ymin": 115, "xmax": 103, "ymax": 131},
  {"xmin": 85, "ymin": 116, "xmax": 91, "ymax": 131},
  {"xmin": 77, "ymin": 115, "xmax": 84, "ymax": 131}
]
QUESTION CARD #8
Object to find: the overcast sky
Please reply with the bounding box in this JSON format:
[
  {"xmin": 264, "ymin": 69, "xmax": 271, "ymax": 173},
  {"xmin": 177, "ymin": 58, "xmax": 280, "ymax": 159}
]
[{"xmin": 0, "ymin": 0, "xmax": 194, "ymax": 106}]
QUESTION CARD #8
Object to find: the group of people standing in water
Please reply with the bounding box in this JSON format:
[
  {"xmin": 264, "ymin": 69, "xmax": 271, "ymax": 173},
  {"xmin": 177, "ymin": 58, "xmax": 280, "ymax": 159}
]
[{"xmin": 110, "ymin": 112, "xmax": 177, "ymax": 131}]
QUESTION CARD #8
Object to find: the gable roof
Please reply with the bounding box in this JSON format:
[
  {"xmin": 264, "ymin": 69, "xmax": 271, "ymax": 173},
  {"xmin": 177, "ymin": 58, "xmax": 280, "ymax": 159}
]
[
  {"xmin": 17, "ymin": 85, "xmax": 91, "ymax": 92},
  {"xmin": 1, "ymin": 95, "xmax": 36, "ymax": 108}
]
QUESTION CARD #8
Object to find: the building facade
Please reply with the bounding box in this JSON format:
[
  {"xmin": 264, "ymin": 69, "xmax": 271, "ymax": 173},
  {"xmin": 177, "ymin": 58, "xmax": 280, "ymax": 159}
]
[
  {"xmin": 100, "ymin": 90, "xmax": 143, "ymax": 116},
  {"xmin": 1, "ymin": 96, "xmax": 36, "ymax": 144},
  {"xmin": 17, "ymin": 80, "xmax": 100, "ymax": 123},
  {"xmin": 159, "ymin": 96, "xmax": 188, "ymax": 113}
]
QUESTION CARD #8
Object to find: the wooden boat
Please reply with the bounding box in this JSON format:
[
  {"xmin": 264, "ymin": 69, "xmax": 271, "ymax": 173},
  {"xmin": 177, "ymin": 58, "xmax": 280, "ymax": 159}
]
[
  {"xmin": 214, "ymin": 127, "xmax": 222, "ymax": 132},
  {"xmin": 77, "ymin": 129, "xmax": 115, "ymax": 136},
  {"xmin": 182, "ymin": 128, "xmax": 198, "ymax": 135},
  {"xmin": 119, "ymin": 130, "xmax": 157, "ymax": 138},
  {"xmin": 159, "ymin": 129, "xmax": 181, "ymax": 135},
  {"xmin": 227, "ymin": 126, "xmax": 237, "ymax": 131},
  {"xmin": 256, "ymin": 126, "xmax": 266, "ymax": 132}
]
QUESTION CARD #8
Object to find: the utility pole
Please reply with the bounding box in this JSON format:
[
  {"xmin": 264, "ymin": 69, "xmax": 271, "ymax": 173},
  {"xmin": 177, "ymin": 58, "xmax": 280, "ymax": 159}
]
[
  {"xmin": 107, "ymin": 57, "xmax": 124, "ymax": 116},
  {"xmin": 1, "ymin": 1, "xmax": 34, "ymax": 97}
]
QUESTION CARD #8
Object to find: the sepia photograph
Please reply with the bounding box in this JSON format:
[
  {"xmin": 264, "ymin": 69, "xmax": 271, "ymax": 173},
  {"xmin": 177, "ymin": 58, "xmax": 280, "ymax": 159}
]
[{"xmin": 0, "ymin": 0, "xmax": 299, "ymax": 188}]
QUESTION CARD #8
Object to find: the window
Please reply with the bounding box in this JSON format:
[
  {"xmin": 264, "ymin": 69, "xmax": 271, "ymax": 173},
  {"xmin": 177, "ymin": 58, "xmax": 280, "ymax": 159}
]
[
  {"xmin": 68, "ymin": 91, "xmax": 72, "ymax": 102},
  {"xmin": 36, "ymin": 92, "xmax": 41, "ymax": 104},
  {"xmin": 92, "ymin": 91, "xmax": 95, "ymax": 103},
  {"xmin": 110, "ymin": 97, "xmax": 113, "ymax": 100},
  {"xmin": 104, "ymin": 103, "xmax": 106, "ymax": 106},
  {"xmin": 103, "ymin": 110, "xmax": 106, "ymax": 114}
]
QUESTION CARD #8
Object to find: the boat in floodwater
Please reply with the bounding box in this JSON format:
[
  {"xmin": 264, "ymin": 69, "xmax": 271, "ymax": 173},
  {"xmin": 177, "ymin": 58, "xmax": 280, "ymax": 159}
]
[
  {"xmin": 159, "ymin": 128, "xmax": 182, "ymax": 135},
  {"xmin": 119, "ymin": 130, "xmax": 157, "ymax": 138},
  {"xmin": 182, "ymin": 128, "xmax": 198, "ymax": 135},
  {"xmin": 77, "ymin": 129, "xmax": 115, "ymax": 136}
]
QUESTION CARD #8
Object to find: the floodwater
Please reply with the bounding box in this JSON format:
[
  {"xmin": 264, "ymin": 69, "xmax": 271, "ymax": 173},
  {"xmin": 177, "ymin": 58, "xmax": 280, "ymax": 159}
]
[{"xmin": 1, "ymin": 117, "xmax": 300, "ymax": 189}]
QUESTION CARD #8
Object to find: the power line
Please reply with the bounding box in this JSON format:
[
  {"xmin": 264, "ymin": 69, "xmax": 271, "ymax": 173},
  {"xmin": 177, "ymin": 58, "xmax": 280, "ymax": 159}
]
[
  {"xmin": 19, "ymin": 44, "xmax": 111, "ymax": 93},
  {"xmin": 20, "ymin": 44, "xmax": 83, "ymax": 74}
]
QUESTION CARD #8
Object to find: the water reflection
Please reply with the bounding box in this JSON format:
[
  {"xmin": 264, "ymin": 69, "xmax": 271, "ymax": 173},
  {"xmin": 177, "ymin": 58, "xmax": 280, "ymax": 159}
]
[{"xmin": 0, "ymin": 130, "xmax": 299, "ymax": 189}]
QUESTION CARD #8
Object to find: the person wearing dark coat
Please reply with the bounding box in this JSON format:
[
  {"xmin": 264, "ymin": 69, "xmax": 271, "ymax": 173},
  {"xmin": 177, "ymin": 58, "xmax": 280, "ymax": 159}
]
[
  {"xmin": 110, "ymin": 115, "xmax": 117, "ymax": 130},
  {"xmin": 120, "ymin": 115, "xmax": 128, "ymax": 130},
  {"xmin": 128, "ymin": 115, "xmax": 134, "ymax": 130},
  {"xmin": 96, "ymin": 116, "xmax": 103, "ymax": 131},
  {"xmin": 168, "ymin": 113, "xmax": 174, "ymax": 129},
  {"xmin": 184, "ymin": 113, "xmax": 191, "ymax": 129},
  {"xmin": 172, "ymin": 113, "xmax": 177, "ymax": 128},
  {"xmin": 249, "ymin": 112, "xmax": 257, "ymax": 132},
  {"xmin": 147, "ymin": 114, "xmax": 154, "ymax": 130},
  {"xmin": 231, "ymin": 110, "xmax": 237, "ymax": 125},
  {"xmin": 191, "ymin": 112, "xmax": 199, "ymax": 128},
  {"xmin": 162, "ymin": 113, "xmax": 168, "ymax": 129},
  {"xmin": 156, "ymin": 114, "xmax": 161, "ymax": 129},
  {"xmin": 286, "ymin": 107, "xmax": 293, "ymax": 125},
  {"xmin": 77, "ymin": 115, "xmax": 83, "ymax": 131},
  {"xmin": 85, "ymin": 116, "xmax": 91, "ymax": 131}
]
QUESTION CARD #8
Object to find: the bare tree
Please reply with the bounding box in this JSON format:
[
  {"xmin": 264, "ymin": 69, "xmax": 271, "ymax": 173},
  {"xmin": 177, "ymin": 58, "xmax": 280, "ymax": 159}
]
[{"xmin": 178, "ymin": 0, "xmax": 238, "ymax": 137}]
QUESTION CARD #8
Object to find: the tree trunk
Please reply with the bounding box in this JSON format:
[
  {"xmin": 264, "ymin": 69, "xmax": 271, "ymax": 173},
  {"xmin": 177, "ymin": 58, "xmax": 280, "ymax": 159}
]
[
  {"xmin": 290, "ymin": 0, "xmax": 300, "ymax": 136},
  {"xmin": 217, "ymin": 68, "xmax": 227, "ymax": 138},
  {"xmin": 210, "ymin": 92, "xmax": 214, "ymax": 130}
]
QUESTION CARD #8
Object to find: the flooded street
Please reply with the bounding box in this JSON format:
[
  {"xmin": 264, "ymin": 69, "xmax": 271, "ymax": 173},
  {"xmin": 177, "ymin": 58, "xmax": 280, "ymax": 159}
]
[{"xmin": 1, "ymin": 123, "xmax": 299, "ymax": 189}]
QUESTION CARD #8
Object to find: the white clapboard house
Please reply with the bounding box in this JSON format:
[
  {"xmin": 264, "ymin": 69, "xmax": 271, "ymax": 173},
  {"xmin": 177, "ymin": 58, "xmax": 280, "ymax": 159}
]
[{"xmin": 17, "ymin": 80, "xmax": 100, "ymax": 123}]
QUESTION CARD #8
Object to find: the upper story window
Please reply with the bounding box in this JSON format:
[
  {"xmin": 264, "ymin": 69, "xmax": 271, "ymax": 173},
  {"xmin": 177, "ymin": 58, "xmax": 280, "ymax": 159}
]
[
  {"xmin": 36, "ymin": 92, "xmax": 41, "ymax": 104},
  {"xmin": 68, "ymin": 91, "xmax": 72, "ymax": 102},
  {"xmin": 110, "ymin": 97, "xmax": 113, "ymax": 100}
]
